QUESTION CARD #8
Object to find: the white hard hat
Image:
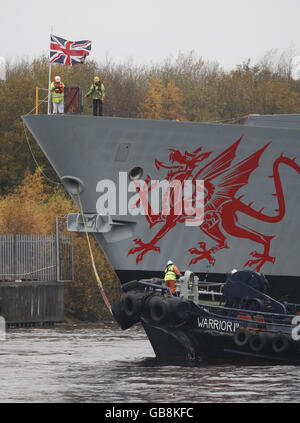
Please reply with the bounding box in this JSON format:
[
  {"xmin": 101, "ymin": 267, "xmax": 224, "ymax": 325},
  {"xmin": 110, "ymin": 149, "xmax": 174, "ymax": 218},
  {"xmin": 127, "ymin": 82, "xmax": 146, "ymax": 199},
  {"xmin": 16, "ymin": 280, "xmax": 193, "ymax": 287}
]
[
  {"xmin": 55, "ymin": 76, "xmax": 61, "ymax": 82},
  {"xmin": 167, "ymin": 260, "xmax": 173, "ymax": 265},
  {"xmin": 231, "ymin": 269, "xmax": 238, "ymax": 274}
]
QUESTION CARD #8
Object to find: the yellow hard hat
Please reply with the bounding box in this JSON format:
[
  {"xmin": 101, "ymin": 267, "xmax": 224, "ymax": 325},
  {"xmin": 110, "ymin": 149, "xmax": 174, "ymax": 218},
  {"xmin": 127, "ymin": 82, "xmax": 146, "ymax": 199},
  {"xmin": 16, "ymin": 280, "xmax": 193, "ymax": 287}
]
[{"xmin": 94, "ymin": 76, "xmax": 100, "ymax": 82}]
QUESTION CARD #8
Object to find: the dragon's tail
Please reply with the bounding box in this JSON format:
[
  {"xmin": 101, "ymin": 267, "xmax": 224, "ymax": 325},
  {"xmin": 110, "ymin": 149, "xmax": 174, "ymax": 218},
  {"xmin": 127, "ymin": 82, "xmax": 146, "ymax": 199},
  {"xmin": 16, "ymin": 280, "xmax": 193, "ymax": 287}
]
[{"xmin": 239, "ymin": 154, "xmax": 300, "ymax": 223}]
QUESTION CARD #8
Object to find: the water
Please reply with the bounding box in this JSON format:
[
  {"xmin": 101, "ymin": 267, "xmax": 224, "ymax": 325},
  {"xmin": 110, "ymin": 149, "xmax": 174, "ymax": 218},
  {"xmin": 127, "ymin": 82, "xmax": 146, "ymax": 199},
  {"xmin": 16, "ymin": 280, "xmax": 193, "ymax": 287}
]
[{"xmin": 0, "ymin": 323, "xmax": 300, "ymax": 403}]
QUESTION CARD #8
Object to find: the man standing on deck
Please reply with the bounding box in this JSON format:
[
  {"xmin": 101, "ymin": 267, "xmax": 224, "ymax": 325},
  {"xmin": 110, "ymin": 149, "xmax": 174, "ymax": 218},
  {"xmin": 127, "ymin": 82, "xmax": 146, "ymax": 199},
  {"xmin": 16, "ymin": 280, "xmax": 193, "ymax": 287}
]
[
  {"xmin": 164, "ymin": 260, "xmax": 182, "ymax": 294},
  {"xmin": 85, "ymin": 76, "xmax": 105, "ymax": 116},
  {"xmin": 50, "ymin": 75, "xmax": 65, "ymax": 114}
]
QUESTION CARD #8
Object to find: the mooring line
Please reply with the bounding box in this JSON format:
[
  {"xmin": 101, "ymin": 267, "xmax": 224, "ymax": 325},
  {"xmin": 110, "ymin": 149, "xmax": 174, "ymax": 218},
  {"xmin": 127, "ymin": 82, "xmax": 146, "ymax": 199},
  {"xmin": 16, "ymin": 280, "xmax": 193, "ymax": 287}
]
[
  {"xmin": 76, "ymin": 186, "xmax": 113, "ymax": 315},
  {"xmin": 22, "ymin": 122, "xmax": 62, "ymax": 186}
]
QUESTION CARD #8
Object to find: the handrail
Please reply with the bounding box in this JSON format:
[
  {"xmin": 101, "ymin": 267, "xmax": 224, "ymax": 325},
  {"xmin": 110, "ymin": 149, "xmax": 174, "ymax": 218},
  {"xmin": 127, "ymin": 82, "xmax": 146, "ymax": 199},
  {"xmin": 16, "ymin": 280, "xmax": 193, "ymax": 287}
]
[
  {"xmin": 199, "ymin": 303, "xmax": 296, "ymax": 320},
  {"xmin": 198, "ymin": 282, "xmax": 226, "ymax": 287}
]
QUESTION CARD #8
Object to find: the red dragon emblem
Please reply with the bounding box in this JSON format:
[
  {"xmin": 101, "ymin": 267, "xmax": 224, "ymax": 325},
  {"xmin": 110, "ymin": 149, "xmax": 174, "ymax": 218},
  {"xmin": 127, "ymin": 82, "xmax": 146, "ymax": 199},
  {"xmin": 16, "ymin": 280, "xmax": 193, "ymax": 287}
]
[{"xmin": 128, "ymin": 137, "xmax": 300, "ymax": 272}]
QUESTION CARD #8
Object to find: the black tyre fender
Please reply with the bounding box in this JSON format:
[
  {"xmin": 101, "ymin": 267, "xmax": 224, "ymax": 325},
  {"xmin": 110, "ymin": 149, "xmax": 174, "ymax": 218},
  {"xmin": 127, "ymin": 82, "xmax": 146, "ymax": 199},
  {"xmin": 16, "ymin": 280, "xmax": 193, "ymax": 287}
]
[
  {"xmin": 249, "ymin": 332, "xmax": 268, "ymax": 353},
  {"xmin": 169, "ymin": 298, "xmax": 191, "ymax": 323},
  {"xmin": 122, "ymin": 292, "xmax": 143, "ymax": 319},
  {"xmin": 149, "ymin": 296, "xmax": 170, "ymax": 325},
  {"xmin": 111, "ymin": 300, "xmax": 133, "ymax": 330},
  {"xmin": 140, "ymin": 294, "xmax": 154, "ymax": 320},
  {"xmin": 122, "ymin": 280, "xmax": 139, "ymax": 293},
  {"xmin": 234, "ymin": 328, "xmax": 251, "ymax": 347},
  {"xmin": 271, "ymin": 333, "xmax": 291, "ymax": 354}
]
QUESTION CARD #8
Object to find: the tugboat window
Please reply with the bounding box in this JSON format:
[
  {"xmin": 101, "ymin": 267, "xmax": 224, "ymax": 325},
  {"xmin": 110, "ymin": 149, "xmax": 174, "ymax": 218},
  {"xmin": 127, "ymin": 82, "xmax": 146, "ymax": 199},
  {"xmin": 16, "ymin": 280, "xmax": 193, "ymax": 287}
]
[{"xmin": 129, "ymin": 167, "xmax": 143, "ymax": 181}]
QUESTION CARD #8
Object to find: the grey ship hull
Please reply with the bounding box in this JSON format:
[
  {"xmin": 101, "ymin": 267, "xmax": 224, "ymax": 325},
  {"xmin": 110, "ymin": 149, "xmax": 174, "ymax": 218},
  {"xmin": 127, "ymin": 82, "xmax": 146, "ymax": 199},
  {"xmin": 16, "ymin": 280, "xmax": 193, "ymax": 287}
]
[{"xmin": 22, "ymin": 115, "xmax": 300, "ymax": 298}]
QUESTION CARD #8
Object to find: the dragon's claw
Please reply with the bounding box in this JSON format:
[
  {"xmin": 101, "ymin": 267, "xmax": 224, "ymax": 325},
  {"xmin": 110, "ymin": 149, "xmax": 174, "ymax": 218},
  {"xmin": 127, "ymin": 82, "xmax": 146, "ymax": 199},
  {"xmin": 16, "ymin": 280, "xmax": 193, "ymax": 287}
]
[
  {"xmin": 128, "ymin": 238, "xmax": 160, "ymax": 263},
  {"xmin": 189, "ymin": 248, "xmax": 200, "ymax": 255},
  {"xmin": 188, "ymin": 242, "xmax": 217, "ymax": 267},
  {"xmin": 249, "ymin": 250, "xmax": 260, "ymax": 258},
  {"xmin": 244, "ymin": 250, "xmax": 276, "ymax": 272},
  {"xmin": 136, "ymin": 253, "xmax": 145, "ymax": 264},
  {"xmin": 189, "ymin": 257, "xmax": 203, "ymax": 266},
  {"xmin": 128, "ymin": 239, "xmax": 144, "ymax": 256}
]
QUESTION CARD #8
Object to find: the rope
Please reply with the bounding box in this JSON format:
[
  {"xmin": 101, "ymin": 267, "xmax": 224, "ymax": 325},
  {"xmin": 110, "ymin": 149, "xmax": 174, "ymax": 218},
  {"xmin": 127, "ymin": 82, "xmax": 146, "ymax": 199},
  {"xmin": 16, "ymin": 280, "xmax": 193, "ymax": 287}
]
[
  {"xmin": 22, "ymin": 87, "xmax": 61, "ymax": 185},
  {"xmin": 25, "ymin": 93, "xmax": 49, "ymax": 116},
  {"xmin": 22, "ymin": 122, "xmax": 61, "ymax": 186},
  {"xmin": 76, "ymin": 185, "xmax": 113, "ymax": 315}
]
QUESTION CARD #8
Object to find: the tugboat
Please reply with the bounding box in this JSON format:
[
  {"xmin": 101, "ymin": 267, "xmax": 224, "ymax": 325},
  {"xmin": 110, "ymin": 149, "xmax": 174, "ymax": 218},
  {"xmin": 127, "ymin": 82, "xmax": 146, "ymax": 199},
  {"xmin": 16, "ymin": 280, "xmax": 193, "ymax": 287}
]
[{"xmin": 112, "ymin": 270, "xmax": 300, "ymax": 364}]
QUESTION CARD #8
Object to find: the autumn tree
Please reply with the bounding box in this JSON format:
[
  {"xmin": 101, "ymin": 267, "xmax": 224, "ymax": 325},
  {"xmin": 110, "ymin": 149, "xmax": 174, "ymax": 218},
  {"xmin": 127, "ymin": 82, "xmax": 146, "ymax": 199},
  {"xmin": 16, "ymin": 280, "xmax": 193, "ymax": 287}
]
[
  {"xmin": 162, "ymin": 80, "xmax": 187, "ymax": 120},
  {"xmin": 253, "ymin": 80, "xmax": 300, "ymax": 114},
  {"xmin": 139, "ymin": 77, "xmax": 187, "ymax": 120},
  {"xmin": 0, "ymin": 169, "xmax": 73, "ymax": 233},
  {"xmin": 138, "ymin": 77, "xmax": 164, "ymax": 119}
]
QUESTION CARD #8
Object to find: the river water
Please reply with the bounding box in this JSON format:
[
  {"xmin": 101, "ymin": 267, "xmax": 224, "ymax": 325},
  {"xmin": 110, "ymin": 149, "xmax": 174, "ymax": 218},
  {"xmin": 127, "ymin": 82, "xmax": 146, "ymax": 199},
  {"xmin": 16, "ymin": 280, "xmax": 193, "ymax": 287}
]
[{"xmin": 0, "ymin": 323, "xmax": 300, "ymax": 403}]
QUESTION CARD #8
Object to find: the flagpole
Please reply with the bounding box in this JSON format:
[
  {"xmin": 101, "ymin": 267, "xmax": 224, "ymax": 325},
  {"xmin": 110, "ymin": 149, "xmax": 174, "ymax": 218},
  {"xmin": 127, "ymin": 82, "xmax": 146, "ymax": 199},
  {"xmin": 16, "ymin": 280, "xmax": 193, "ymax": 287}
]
[
  {"xmin": 48, "ymin": 27, "xmax": 53, "ymax": 115},
  {"xmin": 47, "ymin": 60, "xmax": 52, "ymax": 115}
]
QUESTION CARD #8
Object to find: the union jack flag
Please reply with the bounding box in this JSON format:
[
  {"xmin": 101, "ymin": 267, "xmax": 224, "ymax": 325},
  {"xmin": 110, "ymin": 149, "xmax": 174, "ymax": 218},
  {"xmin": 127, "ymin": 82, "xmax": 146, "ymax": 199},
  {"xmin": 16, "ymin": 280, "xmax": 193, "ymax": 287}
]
[{"xmin": 50, "ymin": 34, "xmax": 92, "ymax": 66}]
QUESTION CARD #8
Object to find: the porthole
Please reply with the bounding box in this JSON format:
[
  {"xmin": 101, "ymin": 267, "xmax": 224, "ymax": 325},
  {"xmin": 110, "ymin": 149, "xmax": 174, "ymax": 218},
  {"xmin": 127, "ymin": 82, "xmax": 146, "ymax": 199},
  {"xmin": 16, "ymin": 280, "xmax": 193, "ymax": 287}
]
[{"xmin": 128, "ymin": 167, "xmax": 144, "ymax": 181}]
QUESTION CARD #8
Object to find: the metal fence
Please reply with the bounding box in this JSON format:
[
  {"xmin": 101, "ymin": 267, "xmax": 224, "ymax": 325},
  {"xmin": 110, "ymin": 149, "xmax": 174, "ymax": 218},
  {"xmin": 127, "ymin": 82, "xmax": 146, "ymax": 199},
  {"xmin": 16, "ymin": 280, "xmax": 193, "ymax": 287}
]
[{"xmin": 0, "ymin": 220, "xmax": 74, "ymax": 282}]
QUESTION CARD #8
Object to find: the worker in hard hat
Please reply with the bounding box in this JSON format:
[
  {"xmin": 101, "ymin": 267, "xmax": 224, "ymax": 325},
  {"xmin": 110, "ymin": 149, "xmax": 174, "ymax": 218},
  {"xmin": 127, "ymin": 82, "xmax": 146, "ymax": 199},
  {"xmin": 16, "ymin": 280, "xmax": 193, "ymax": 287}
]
[
  {"xmin": 164, "ymin": 260, "xmax": 182, "ymax": 294},
  {"xmin": 85, "ymin": 76, "xmax": 105, "ymax": 116},
  {"xmin": 50, "ymin": 75, "xmax": 65, "ymax": 114}
]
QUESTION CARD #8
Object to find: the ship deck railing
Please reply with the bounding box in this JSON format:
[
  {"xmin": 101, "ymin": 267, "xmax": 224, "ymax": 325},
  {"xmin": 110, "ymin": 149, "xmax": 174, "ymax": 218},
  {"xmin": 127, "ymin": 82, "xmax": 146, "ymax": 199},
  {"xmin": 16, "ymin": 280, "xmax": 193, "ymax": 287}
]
[
  {"xmin": 200, "ymin": 303, "xmax": 299, "ymax": 328},
  {"xmin": 137, "ymin": 279, "xmax": 299, "ymax": 328},
  {"xmin": 176, "ymin": 279, "xmax": 225, "ymax": 303},
  {"xmin": 139, "ymin": 278, "xmax": 224, "ymax": 300}
]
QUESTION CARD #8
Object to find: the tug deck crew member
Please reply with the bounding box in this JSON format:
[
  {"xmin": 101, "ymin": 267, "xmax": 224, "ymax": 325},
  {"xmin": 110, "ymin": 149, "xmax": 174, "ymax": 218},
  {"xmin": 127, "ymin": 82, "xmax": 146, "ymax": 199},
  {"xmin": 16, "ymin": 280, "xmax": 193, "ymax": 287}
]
[{"xmin": 164, "ymin": 260, "xmax": 182, "ymax": 294}]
